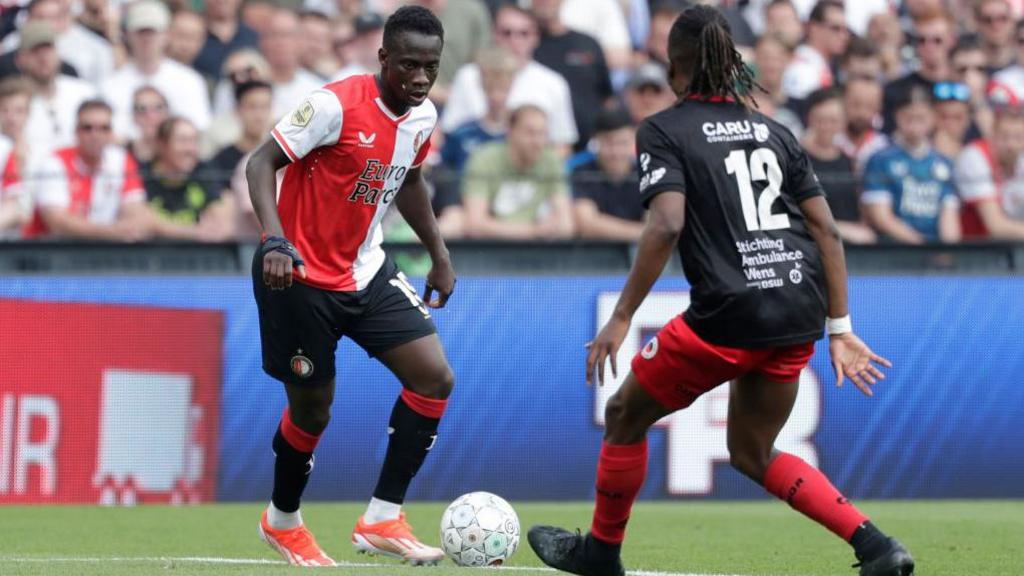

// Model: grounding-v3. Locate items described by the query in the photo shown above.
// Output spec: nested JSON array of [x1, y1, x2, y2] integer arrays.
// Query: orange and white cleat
[[259, 509, 337, 567], [351, 512, 445, 566]]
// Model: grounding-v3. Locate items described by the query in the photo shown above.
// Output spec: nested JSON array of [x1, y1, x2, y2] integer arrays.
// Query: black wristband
[[261, 235, 305, 267]]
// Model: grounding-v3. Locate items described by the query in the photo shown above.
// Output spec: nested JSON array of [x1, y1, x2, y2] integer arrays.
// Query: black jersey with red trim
[[637, 97, 827, 348]]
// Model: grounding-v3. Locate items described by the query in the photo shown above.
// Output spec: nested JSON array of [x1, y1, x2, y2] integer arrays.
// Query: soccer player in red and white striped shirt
[[246, 6, 454, 567]]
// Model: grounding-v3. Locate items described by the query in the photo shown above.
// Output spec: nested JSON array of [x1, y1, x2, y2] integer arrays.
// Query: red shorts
[[631, 315, 815, 411]]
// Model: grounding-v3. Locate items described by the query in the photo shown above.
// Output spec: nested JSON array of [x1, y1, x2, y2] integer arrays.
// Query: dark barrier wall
[[1, 275, 1022, 503]]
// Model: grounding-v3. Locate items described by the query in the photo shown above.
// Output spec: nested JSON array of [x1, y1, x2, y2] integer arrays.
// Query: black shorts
[[252, 253, 437, 386]]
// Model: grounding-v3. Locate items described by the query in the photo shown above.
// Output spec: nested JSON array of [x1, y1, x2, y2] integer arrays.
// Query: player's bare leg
[[351, 334, 451, 565], [728, 373, 913, 576], [259, 380, 336, 567], [529, 373, 670, 576]]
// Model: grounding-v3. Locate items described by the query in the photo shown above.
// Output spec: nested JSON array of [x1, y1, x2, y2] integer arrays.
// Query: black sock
[[372, 396, 441, 504], [586, 533, 622, 560], [271, 428, 314, 513], [850, 521, 890, 562]]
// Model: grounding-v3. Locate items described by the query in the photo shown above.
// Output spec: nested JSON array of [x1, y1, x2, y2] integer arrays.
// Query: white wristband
[[827, 315, 852, 335]]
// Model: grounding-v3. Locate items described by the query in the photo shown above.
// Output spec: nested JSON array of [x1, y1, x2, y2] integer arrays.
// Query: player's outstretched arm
[[246, 139, 306, 290], [587, 191, 684, 387], [396, 167, 455, 308], [800, 195, 891, 396]]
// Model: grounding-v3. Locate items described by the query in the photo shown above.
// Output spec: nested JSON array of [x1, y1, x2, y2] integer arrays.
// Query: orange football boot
[[259, 509, 336, 567], [351, 512, 445, 566]]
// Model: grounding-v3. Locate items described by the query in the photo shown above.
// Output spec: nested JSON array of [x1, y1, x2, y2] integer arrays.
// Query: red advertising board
[[0, 300, 222, 504]]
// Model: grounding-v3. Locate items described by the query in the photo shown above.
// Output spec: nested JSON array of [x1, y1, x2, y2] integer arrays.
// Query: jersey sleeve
[[271, 88, 343, 162], [955, 145, 997, 204], [784, 143, 826, 203], [636, 120, 685, 208], [860, 153, 893, 205]]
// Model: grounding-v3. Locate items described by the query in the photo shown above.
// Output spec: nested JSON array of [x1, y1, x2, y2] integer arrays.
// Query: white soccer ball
[[440, 491, 520, 566]]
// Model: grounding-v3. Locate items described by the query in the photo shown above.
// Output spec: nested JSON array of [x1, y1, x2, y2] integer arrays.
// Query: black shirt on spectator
[[535, 30, 613, 151], [193, 24, 261, 81], [571, 160, 644, 222], [142, 163, 222, 224], [209, 144, 246, 199], [808, 152, 861, 222]]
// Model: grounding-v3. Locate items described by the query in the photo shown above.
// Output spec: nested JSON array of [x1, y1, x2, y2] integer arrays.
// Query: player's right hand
[[261, 236, 307, 290], [586, 316, 630, 387], [829, 332, 892, 397]]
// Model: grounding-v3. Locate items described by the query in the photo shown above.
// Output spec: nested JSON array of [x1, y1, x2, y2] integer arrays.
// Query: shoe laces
[[552, 528, 585, 557]]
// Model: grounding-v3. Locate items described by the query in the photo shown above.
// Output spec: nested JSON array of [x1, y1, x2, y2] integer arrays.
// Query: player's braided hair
[[383, 5, 445, 51], [668, 5, 763, 108]]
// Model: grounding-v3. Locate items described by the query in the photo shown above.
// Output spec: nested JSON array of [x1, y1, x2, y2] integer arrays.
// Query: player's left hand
[[423, 256, 455, 309], [829, 332, 892, 397]]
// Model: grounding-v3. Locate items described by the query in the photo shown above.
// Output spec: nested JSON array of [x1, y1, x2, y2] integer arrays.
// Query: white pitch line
[[0, 556, 751, 576]]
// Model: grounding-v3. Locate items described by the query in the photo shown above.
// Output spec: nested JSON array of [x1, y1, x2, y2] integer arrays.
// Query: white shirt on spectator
[[838, 130, 890, 175], [955, 142, 1024, 220], [3, 23, 115, 85], [560, 0, 630, 54], [102, 59, 211, 139], [442, 61, 578, 146], [992, 66, 1024, 102], [26, 74, 96, 153], [271, 69, 323, 122], [332, 63, 371, 83], [782, 45, 833, 101]]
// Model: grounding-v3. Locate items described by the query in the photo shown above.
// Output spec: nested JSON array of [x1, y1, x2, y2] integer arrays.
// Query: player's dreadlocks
[[383, 5, 445, 52], [668, 5, 763, 107]]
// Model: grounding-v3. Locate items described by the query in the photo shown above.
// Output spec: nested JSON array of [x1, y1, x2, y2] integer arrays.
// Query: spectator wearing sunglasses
[[782, 0, 849, 101], [974, 0, 1017, 73], [24, 100, 153, 241], [192, 0, 260, 82], [951, 36, 994, 135], [932, 82, 975, 158], [127, 86, 169, 165], [882, 9, 954, 134], [955, 90, 1024, 240], [862, 87, 961, 244], [211, 49, 271, 117]]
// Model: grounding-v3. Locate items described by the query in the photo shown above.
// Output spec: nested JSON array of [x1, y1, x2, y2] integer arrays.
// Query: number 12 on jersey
[[724, 148, 791, 232]]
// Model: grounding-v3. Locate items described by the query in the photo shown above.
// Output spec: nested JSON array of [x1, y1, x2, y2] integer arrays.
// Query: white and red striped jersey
[[271, 74, 436, 292], [24, 145, 145, 237]]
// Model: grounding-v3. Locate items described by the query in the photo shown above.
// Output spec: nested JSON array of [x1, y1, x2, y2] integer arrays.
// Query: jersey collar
[[685, 94, 736, 103]]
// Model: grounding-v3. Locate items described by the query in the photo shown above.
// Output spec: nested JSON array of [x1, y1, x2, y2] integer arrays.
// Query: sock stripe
[[280, 409, 321, 453], [400, 389, 448, 419]]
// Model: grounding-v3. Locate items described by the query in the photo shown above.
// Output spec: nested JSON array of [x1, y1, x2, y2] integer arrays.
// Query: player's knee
[[290, 405, 331, 436], [412, 364, 454, 400]]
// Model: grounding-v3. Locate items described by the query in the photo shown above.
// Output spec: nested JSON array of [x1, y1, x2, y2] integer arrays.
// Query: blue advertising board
[[2, 274, 1022, 501]]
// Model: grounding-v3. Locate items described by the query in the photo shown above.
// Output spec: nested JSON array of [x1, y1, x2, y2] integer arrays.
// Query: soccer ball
[[440, 492, 520, 566]]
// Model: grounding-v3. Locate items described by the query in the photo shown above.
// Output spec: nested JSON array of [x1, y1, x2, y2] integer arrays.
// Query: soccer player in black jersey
[[528, 6, 914, 576]]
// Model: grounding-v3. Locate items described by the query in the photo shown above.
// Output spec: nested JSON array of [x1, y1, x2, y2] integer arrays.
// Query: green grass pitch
[[2, 501, 1022, 575]]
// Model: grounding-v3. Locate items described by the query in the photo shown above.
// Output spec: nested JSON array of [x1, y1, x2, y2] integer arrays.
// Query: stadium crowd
[[0, 0, 1023, 244]]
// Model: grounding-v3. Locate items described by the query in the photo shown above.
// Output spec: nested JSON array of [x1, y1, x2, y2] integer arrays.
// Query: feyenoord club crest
[[641, 337, 659, 359], [413, 129, 429, 153], [290, 352, 314, 378]]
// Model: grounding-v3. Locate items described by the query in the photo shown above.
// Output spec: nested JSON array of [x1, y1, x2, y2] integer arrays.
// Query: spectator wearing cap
[[167, 10, 207, 68], [0, 77, 31, 238], [974, 0, 1017, 73], [444, 5, 578, 153], [333, 11, 385, 81], [782, 0, 849, 101], [952, 37, 992, 128], [126, 86, 169, 165], [753, 34, 802, 137], [557, 0, 633, 72], [881, 9, 954, 134], [571, 107, 643, 241], [932, 82, 974, 158], [862, 87, 961, 244], [208, 81, 273, 197], [210, 49, 271, 118], [837, 78, 889, 174], [646, 0, 689, 68], [462, 104, 574, 240], [410, 0, 492, 105], [0, 0, 114, 85], [260, 8, 322, 120], [17, 21, 96, 153], [532, 0, 613, 152], [193, 0, 260, 82], [299, 11, 338, 80], [101, 1, 211, 140], [142, 117, 234, 241], [801, 87, 876, 244], [621, 62, 675, 126], [955, 99, 1024, 240], [25, 100, 154, 241]]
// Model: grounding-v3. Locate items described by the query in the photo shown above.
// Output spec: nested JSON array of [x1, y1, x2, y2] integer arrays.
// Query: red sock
[[591, 440, 648, 545], [763, 452, 868, 541]]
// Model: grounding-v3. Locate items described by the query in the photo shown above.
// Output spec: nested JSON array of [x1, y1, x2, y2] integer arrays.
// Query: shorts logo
[[290, 353, 314, 378], [641, 336, 659, 360], [291, 100, 314, 127]]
